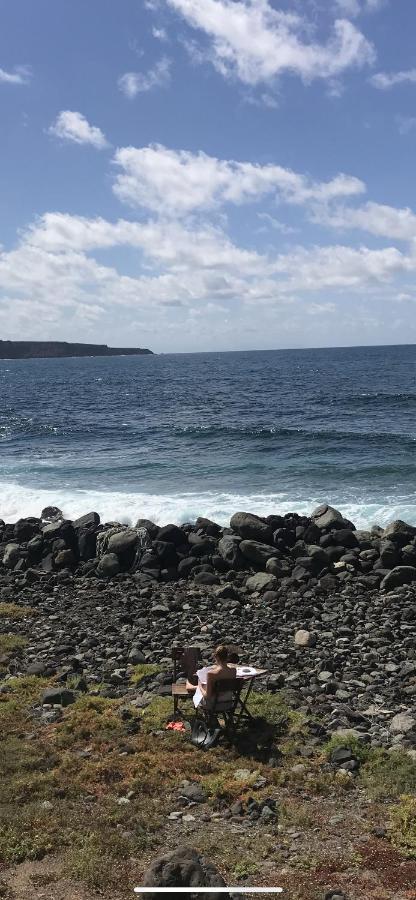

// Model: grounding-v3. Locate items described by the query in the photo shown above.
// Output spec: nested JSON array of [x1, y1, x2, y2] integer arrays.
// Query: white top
[[192, 664, 257, 708]]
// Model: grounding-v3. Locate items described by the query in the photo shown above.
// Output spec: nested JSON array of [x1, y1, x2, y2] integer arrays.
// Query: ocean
[[1, 344, 416, 528]]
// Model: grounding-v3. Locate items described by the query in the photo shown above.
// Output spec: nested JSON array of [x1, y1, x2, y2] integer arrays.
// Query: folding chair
[[171, 645, 200, 717], [196, 677, 243, 745]]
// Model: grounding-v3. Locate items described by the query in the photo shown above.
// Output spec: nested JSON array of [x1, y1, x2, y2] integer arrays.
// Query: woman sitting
[[191, 644, 236, 709]]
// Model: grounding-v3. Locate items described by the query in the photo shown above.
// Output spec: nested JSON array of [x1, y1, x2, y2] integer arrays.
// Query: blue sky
[[2, 0, 416, 352]]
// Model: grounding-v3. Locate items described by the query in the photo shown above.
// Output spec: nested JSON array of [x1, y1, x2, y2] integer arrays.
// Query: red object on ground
[[165, 721, 186, 732]]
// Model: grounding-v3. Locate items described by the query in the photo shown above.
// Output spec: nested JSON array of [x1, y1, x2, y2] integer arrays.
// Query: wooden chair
[[171, 645, 200, 716], [198, 677, 244, 743]]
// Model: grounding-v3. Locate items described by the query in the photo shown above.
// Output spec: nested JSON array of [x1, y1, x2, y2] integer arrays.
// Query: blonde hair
[[214, 644, 229, 663]]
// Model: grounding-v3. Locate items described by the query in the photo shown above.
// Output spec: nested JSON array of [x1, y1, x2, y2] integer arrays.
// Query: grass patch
[[0, 603, 35, 620], [360, 749, 416, 801], [130, 663, 162, 684], [323, 732, 370, 763], [140, 696, 173, 731], [54, 695, 126, 749], [233, 860, 259, 880], [0, 633, 27, 655], [390, 795, 416, 857]]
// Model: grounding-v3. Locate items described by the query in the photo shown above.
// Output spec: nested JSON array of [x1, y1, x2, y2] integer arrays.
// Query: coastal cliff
[[0, 340, 153, 359]]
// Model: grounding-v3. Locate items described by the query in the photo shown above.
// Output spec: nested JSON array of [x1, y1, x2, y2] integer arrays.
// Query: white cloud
[[397, 115, 416, 136], [165, 0, 375, 86], [153, 26, 168, 41], [257, 212, 297, 235], [0, 65, 31, 85], [48, 111, 108, 149], [371, 68, 416, 89], [312, 201, 416, 241], [112, 143, 365, 215], [118, 57, 171, 97]]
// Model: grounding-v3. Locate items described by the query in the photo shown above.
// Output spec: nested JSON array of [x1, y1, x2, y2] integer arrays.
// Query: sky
[[2, 0, 416, 353]]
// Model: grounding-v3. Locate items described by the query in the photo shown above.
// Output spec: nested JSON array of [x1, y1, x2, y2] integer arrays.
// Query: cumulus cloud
[[0, 65, 31, 85], [48, 111, 108, 149], [118, 57, 171, 97], [312, 201, 416, 241], [164, 0, 375, 86], [112, 143, 365, 215], [371, 68, 416, 89]]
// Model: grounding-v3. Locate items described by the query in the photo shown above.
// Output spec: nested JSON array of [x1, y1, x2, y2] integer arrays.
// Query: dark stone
[[330, 747, 353, 766], [179, 782, 205, 803], [73, 511, 100, 530], [142, 847, 228, 898], [14, 518, 40, 542], [239, 539, 279, 566], [218, 535, 243, 568], [381, 566, 416, 591], [178, 557, 198, 577], [157, 524, 185, 547], [42, 688, 75, 707], [194, 572, 220, 586], [153, 541, 178, 566], [108, 530, 138, 556], [54, 549, 76, 569], [96, 553, 120, 578], [136, 518, 159, 538], [230, 511, 272, 543], [41, 506, 63, 522]]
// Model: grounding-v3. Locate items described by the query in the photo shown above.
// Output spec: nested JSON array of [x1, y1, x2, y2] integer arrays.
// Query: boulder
[[142, 847, 228, 898], [2, 543, 21, 569], [108, 529, 138, 555], [153, 541, 178, 566], [193, 572, 220, 586], [73, 511, 100, 530], [312, 504, 354, 531], [54, 549, 75, 569], [96, 553, 120, 578], [381, 566, 416, 591], [41, 506, 63, 521], [382, 520, 416, 546], [128, 646, 146, 665], [218, 534, 243, 568], [239, 539, 279, 566], [294, 629, 317, 648], [379, 540, 400, 569], [246, 572, 278, 593], [14, 518, 40, 542], [136, 518, 159, 538], [390, 712, 416, 734], [42, 687, 75, 707], [157, 524, 185, 547], [230, 512, 272, 543]]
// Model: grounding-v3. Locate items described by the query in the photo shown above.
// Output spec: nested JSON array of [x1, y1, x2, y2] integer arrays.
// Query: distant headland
[[0, 341, 153, 360]]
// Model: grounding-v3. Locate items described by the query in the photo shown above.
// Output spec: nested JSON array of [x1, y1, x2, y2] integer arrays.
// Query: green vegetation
[[129, 663, 162, 684], [360, 749, 416, 800], [0, 602, 35, 619], [389, 795, 416, 857], [0, 633, 27, 656]]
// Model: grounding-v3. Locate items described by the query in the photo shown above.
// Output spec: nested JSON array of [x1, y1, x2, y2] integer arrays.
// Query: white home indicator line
[[134, 889, 283, 894]]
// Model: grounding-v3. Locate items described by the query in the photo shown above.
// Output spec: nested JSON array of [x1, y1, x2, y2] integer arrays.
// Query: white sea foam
[[1, 480, 416, 528]]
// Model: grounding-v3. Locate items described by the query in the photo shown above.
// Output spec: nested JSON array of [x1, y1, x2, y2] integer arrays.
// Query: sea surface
[[1, 345, 416, 528]]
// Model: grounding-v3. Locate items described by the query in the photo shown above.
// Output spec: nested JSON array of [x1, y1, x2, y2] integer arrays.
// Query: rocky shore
[[1, 504, 415, 751]]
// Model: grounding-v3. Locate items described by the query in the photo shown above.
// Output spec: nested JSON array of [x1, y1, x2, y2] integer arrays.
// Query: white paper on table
[[193, 666, 212, 707], [236, 665, 257, 677]]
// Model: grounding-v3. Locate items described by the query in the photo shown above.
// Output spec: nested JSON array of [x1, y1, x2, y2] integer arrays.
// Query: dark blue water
[[1, 345, 416, 526]]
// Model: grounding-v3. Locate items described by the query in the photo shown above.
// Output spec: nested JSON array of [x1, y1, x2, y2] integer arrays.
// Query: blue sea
[[1, 345, 416, 528]]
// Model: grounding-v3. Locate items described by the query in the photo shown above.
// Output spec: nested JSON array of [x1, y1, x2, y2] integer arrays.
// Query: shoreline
[[1, 502, 416, 749], [2, 483, 416, 529]]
